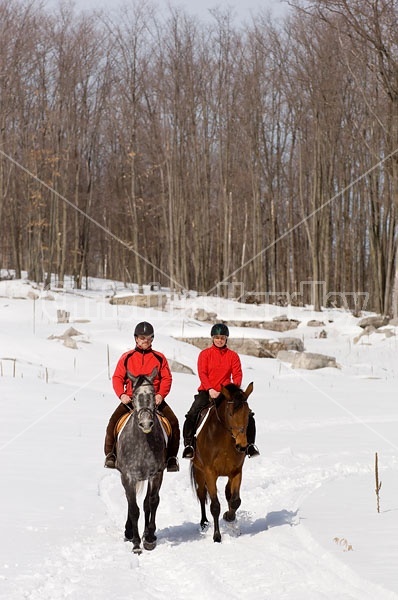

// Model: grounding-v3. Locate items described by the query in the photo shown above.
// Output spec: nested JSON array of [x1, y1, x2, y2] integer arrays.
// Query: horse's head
[[220, 382, 253, 453], [127, 367, 158, 434]]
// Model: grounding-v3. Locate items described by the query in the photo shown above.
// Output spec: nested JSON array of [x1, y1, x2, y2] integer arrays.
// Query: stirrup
[[246, 444, 260, 458], [182, 445, 194, 459], [166, 456, 180, 472], [104, 453, 116, 468]]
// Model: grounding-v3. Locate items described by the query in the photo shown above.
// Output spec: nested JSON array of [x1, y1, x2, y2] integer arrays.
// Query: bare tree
[[290, 0, 398, 314], [1, 0, 397, 317]]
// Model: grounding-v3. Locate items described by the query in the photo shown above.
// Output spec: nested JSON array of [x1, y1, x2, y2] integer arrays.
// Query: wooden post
[[57, 309, 70, 323], [375, 452, 382, 513]]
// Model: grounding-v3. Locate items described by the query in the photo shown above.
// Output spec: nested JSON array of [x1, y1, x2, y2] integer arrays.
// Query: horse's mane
[[223, 383, 241, 393], [134, 374, 154, 389], [220, 383, 247, 412]]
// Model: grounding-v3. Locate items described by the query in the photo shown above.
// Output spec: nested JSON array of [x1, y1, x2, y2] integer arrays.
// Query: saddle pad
[[115, 412, 132, 436], [158, 414, 172, 439], [115, 412, 172, 439]]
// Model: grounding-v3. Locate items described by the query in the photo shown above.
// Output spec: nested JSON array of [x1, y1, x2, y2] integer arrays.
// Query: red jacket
[[197, 344, 242, 392], [112, 347, 172, 400]]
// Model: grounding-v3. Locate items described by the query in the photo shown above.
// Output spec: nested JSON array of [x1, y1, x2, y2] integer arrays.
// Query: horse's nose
[[139, 419, 154, 433]]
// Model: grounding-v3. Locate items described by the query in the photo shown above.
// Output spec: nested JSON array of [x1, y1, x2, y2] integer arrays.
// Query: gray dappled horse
[[116, 368, 166, 554]]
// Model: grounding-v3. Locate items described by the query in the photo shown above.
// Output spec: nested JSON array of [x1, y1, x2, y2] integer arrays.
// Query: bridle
[[125, 368, 160, 431], [131, 379, 156, 423], [214, 397, 248, 442]]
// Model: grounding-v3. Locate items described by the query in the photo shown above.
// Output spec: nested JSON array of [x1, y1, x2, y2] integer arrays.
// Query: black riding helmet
[[211, 323, 229, 337], [134, 321, 154, 337]]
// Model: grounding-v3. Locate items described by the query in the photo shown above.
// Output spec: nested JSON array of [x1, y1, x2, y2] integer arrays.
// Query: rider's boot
[[182, 443, 194, 459], [182, 418, 195, 459], [246, 444, 260, 458], [166, 456, 180, 472], [104, 452, 116, 468]]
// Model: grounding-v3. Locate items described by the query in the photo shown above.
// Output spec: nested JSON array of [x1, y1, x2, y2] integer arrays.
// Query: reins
[[213, 397, 247, 440]]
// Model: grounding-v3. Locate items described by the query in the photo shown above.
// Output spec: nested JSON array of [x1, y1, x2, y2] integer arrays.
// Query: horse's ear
[[244, 382, 254, 399], [126, 370, 137, 384], [221, 386, 231, 401], [149, 367, 158, 382]]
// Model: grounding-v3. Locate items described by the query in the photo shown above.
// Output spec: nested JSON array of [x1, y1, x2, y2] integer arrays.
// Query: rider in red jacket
[[112, 346, 172, 399], [104, 321, 180, 472], [197, 342, 242, 392], [182, 323, 259, 459]]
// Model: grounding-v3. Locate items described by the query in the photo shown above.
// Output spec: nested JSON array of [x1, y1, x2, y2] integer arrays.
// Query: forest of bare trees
[[0, 0, 397, 315]]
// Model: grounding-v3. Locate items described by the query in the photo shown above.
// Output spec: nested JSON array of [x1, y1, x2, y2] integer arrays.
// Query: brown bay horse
[[190, 382, 254, 542]]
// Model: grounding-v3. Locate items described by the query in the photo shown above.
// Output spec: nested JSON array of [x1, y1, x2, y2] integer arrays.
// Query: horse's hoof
[[223, 511, 236, 522], [143, 537, 157, 551], [213, 533, 221, 543], [200, 520, 210, 533], [132, 545, 142, 555]]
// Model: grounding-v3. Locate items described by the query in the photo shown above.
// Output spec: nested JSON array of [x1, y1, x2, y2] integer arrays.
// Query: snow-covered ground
[[1, 277, 397, 599]]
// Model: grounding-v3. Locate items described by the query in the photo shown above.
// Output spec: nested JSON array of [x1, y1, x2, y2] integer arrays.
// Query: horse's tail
[[190, 462, 208, 504], [136, 480, 145, 496], [120, 474, 145, 497], [189, 461, 196, 495]]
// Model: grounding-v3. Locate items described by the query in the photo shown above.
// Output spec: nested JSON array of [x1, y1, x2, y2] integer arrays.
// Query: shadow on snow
[[154, 508, 298, 546]]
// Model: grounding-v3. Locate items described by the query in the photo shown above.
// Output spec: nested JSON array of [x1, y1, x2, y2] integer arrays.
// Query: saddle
[[115, 411, 172, 440]]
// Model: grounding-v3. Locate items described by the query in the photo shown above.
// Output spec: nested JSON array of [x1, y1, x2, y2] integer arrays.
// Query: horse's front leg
[[206, 474, 221, 542], [143, 471, 163, 551], [223, 472, 242, 522], [122, 477, 141, 553]]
